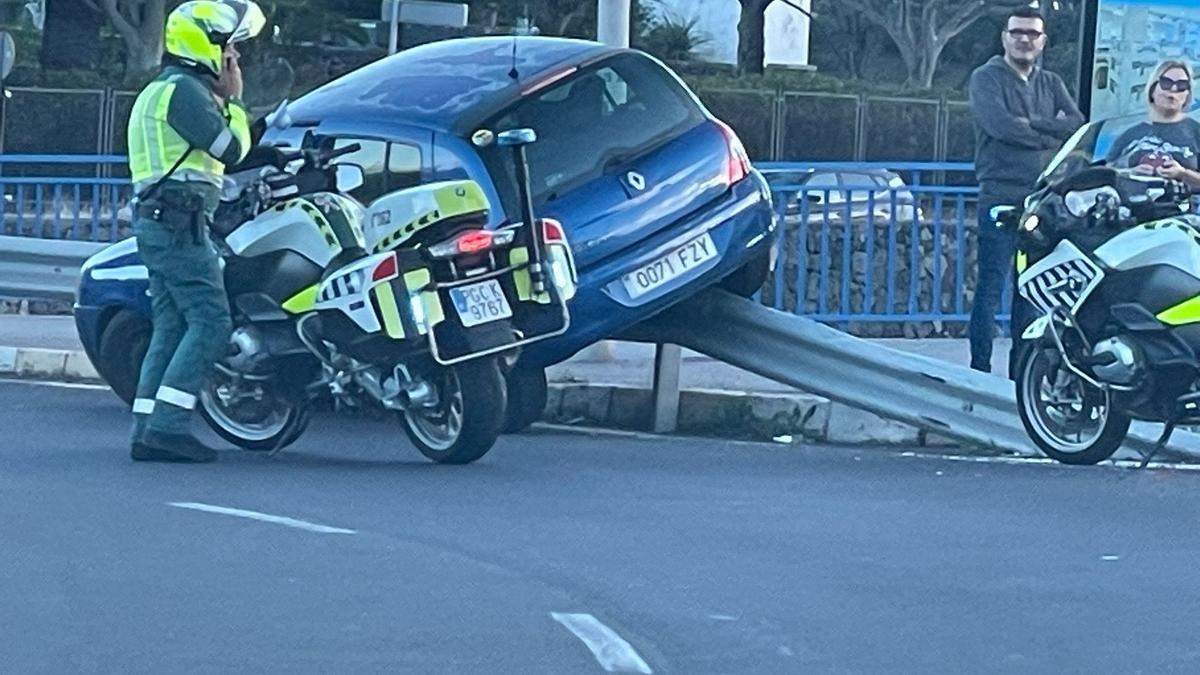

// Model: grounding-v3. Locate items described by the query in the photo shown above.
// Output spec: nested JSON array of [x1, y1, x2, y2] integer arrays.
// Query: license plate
[[622, 232, 718, 299], [450, 279, 513, 327]]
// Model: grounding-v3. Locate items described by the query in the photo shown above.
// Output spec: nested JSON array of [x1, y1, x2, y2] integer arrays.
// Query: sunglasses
[[1158, 75, 1192, 93], [1005, 28, 1044, 41]]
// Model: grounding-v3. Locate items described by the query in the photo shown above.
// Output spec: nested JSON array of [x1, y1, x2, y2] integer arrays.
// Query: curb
[[0, 344, 976, 449], [542, 382, 986, 449], [0, 346, 102, 382]]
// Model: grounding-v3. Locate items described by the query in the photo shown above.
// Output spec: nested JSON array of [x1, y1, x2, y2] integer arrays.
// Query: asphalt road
[[4, 379, 1200, 674]]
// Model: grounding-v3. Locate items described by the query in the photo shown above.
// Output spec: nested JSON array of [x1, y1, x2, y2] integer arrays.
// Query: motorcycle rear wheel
[[199, 370, 309, 451], [403, 358, 506, 464]]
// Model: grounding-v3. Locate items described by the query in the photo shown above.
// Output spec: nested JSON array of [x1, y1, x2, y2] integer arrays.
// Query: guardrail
[[631, 288, 1200, 461], [0, 234, 106, 300]]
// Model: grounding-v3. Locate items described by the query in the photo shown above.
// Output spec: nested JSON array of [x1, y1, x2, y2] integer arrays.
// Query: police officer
[[127, 0, 265, 462]]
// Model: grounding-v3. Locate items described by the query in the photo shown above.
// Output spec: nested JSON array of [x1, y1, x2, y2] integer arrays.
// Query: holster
[[138, 190, 209, 244]]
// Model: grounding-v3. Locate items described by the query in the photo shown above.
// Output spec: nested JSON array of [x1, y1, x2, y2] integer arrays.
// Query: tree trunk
[[737, 0, 770, 75], [905, 41, 945, 89], [41, 0, 104, 70]]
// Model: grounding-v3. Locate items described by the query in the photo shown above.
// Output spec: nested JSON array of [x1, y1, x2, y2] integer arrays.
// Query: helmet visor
[[226, 0, 266, 43]]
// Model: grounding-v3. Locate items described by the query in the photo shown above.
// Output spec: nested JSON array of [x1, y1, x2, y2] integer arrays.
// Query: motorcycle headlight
[[1020, 214, 1041, 232]]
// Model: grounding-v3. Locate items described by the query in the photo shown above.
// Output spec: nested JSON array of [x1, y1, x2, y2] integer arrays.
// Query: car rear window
[[478, 52, 706, 219]]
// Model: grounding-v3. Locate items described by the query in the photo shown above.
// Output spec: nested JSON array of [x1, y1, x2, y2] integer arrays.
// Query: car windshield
[[477, 52, 706, 219]]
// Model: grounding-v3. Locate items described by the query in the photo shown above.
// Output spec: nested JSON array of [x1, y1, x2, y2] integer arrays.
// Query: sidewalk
[[0, 314, 1014, 446]]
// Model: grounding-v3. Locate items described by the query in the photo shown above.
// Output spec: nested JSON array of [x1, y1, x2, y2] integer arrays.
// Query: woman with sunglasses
[[1105, 60, 1200, 187]]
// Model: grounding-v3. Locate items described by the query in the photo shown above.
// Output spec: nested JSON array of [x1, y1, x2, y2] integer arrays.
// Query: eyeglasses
[[1158, 75, 1192, 93], [1005, 29, 1045, 41]]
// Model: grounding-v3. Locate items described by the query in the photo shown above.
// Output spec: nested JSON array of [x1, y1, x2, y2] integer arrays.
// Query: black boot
[[132, 429, 219, 463]]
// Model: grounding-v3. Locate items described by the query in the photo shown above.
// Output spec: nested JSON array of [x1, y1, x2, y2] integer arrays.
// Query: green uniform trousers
[[130, 214, 232, 439]]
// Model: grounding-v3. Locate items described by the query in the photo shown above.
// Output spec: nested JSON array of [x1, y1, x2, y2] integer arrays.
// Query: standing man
[[968, 6, 1084, 374], [127, 0, 265, 462]]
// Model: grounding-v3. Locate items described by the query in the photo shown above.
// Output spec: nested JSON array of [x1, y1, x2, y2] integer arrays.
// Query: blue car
[[76, 36, 777, 429]]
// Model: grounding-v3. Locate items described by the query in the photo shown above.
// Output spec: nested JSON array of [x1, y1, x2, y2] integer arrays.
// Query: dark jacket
[[969, 56, 1085, 202]]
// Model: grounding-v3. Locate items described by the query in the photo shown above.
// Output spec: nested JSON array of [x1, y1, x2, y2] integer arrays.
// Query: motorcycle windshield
[[1037, 112, 1200, 190]]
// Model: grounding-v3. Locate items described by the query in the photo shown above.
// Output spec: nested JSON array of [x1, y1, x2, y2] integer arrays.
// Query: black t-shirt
[[1105, 118, 1200, 170]]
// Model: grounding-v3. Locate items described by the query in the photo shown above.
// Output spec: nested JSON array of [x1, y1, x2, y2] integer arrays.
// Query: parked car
[[760, 167, 923, 225], [75, 36, 777, 431]]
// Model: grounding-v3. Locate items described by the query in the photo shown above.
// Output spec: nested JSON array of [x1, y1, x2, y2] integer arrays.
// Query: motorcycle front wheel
[[1015, 344, 1129, 465], [402, 358, 506, 464]]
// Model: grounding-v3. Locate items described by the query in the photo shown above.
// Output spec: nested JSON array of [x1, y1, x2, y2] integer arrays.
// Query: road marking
[[550, 612, 652, 674], [0, 378, 108, 391], [168, 502, 356, 535], [1101, 555, 1120, 561]]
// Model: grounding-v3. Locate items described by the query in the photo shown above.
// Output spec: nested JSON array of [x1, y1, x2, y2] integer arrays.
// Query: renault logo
[[626, 171, 646, 192]]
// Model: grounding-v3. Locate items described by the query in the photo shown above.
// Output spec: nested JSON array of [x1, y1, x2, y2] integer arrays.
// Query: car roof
[[288, 36, 618, 136]]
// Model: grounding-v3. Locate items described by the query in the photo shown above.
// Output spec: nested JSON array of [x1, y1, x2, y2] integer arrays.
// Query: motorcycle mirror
[[265, 99, 292, 130], [335, 164, 364, 193], [989, 205, 1018, 224], [497, 128, 537, 147]]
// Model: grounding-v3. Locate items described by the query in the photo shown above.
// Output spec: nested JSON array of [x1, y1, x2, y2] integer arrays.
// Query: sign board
[[381, 0, 468, 28], [1081, 0, 1200, 120], [0, 32, 14, 81]]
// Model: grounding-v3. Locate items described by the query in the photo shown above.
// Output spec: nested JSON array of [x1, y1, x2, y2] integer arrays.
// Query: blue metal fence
[[0, 155, 1011, 327], [0, 155, 133, 242], [756, 161, 1011, 329]]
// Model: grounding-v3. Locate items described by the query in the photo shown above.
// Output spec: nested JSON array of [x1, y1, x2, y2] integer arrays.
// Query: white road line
[[550, 612, 652, 674], [168, 502, 356, 535], [0, 378, 109, 391]]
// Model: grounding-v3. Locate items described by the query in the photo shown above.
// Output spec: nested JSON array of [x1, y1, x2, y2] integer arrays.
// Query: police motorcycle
[[84, 103, 578, 464], [1001, 116, 1200, 466]]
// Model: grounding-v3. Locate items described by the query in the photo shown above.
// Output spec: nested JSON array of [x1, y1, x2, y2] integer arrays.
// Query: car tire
[[98, 310, 151, 406], [502, 367, 548, 433], [721, 250, 771, 298]]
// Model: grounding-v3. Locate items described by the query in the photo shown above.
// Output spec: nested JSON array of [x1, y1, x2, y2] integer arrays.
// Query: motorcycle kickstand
[[1138, 421, 1176, 470]]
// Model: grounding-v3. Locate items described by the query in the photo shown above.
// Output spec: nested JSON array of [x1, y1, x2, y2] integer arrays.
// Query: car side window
[[388, 143, 422, 191], [331, 138, 423, 203]]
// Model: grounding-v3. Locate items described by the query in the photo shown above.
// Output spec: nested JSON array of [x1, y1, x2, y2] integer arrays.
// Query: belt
[[136, 203, 208, 244]]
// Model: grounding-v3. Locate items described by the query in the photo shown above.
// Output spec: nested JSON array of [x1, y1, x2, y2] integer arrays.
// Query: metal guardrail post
[[651, 342, 681, 433]]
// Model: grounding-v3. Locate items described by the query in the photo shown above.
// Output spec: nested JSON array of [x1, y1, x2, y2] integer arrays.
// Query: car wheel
[[502, 367, 548, 433], [98, 310, 150, 406]]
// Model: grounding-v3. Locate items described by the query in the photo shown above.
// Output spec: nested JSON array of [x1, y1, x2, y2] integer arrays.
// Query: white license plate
[[622, 232, 718, 299], [450, 279, 513, 327]]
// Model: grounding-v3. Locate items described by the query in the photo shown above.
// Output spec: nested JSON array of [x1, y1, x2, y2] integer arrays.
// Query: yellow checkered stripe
[[509, 244, 577, 304]]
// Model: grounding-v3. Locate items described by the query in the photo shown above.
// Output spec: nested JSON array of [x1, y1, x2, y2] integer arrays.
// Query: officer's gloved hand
[[232, 145, 289, 173]]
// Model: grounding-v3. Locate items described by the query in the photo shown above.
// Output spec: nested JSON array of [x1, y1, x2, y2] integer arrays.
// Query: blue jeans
[[969, 197, 1018, 373]]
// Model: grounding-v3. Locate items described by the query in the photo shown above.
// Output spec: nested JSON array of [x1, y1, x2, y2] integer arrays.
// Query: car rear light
[[372, 254, 398, 282], [715, 119, 751, 186], [542, 218, 565, 243], [427, 229, 517, 259]]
